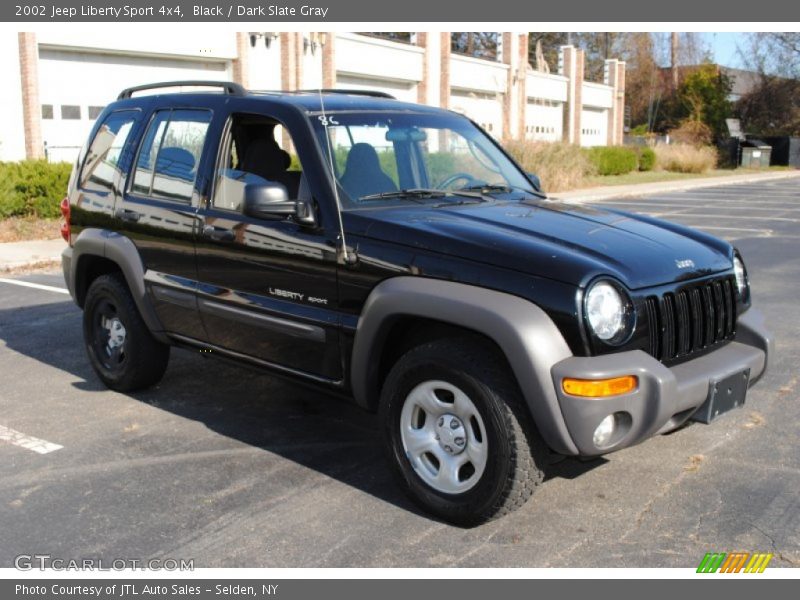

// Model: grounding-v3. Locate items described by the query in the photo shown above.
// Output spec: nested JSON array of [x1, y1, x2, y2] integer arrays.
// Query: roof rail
[[300, 88, 396, 100], [118, 80, 247, 100]]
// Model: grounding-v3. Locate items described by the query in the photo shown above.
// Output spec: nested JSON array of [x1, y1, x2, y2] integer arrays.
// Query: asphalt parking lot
[[1, 176, 799, 568]]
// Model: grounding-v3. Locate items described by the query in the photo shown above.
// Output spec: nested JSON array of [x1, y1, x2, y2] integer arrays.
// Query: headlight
[[584, 280, 633, 344], [733, 255, 748, 298]]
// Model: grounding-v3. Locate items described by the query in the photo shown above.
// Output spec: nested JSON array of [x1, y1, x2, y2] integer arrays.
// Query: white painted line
[[0, 425, 63, 454], [680, 226, 774, 236], [0, 278, 69, 295]]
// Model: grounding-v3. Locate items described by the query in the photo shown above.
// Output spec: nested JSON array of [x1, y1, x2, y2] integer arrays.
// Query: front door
[[194, 112, 342, 381]]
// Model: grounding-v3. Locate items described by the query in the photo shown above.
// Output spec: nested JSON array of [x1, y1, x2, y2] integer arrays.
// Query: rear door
[[117, 106, 215, 340]]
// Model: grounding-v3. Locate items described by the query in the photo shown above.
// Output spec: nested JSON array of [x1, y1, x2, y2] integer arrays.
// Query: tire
[[82, 273, 170, 392], [379, 337, 545, 526]]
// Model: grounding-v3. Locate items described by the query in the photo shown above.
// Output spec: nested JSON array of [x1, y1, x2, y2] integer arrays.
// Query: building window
[[88, 106, 105, 120], [41, 104, 53, 120], [61, 105, 81, 120]]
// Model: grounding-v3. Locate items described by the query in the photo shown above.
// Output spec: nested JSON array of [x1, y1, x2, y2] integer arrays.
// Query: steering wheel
[[436, 172, 478, 190]]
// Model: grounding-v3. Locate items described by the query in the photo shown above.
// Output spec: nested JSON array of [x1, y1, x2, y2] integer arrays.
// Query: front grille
[[644, 276, 737, 362]]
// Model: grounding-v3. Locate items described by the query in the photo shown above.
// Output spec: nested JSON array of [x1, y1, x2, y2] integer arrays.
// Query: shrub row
[[653, 144, 718, 174], [0, 160, 72, 219], [503, 140, 595, 193]]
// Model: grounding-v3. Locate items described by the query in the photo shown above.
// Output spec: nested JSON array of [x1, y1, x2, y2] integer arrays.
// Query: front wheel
[[83, 273, 170, 392], [380, 338, 545, 525]]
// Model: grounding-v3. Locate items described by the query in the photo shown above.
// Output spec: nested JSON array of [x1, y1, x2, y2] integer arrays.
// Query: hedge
[[0, 160, 72, 219], [585, 146, 639, 176], [637, 147, 656, 172]]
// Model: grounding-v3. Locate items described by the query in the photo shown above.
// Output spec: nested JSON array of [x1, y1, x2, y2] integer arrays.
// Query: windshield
[[310, 111, 535, 208]]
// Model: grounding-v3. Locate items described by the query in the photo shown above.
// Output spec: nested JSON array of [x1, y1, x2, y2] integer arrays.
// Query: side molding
[[69, 229, 169, 343], [351, 277, 579, 455]]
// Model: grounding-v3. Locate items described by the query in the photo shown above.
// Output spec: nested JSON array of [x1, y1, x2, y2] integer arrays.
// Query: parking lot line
[[0, 278, 69, 294], [0, 424, 63, 454]]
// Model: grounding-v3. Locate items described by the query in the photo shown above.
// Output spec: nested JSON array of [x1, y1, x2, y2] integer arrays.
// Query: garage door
[[450, 91, 502, 139], [336, 75, 417, 103], [580, 107, 609, 147], [38, 49, 229, 162]]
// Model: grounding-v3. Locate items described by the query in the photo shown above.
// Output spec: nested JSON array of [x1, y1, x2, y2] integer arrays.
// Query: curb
[[552, 170, 800, 203]]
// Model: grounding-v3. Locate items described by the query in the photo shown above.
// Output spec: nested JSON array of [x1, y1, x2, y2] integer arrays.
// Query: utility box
[[740, 139, 772, 168]]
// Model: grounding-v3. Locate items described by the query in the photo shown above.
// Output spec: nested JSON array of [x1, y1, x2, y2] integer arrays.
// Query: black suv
[[61, 81, 772, 525]]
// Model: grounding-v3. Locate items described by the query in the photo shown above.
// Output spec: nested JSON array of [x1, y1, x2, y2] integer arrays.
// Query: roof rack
[[118, 80, 247, 100], [299, 89, 397, 99]]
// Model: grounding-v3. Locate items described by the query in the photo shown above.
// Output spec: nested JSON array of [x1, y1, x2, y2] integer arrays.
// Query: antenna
[[318, 90, 356, 265]]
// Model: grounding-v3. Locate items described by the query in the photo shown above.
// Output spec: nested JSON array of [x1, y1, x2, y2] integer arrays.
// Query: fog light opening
[[593, 415, 616, 448], [592, 411, 632, 449]]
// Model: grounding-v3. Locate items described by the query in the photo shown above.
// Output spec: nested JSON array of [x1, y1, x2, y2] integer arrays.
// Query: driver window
[[420, 129, 503, 189], [212, 116, 302, 212]]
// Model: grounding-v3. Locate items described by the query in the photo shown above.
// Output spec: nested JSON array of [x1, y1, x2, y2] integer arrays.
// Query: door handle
[[202, 225, 235, 242], [115, 208, 141, 223]]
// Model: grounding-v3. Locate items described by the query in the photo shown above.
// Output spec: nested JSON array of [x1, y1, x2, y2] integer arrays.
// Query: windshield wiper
[[457, 183, 546, 199], [359, 188, 447, 202]]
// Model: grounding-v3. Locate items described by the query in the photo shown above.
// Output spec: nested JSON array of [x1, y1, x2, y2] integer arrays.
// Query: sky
[[704, 32, 747, 68]]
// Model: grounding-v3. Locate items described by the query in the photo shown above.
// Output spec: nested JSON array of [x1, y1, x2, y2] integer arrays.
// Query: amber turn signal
[[562, 375, 638, 398]]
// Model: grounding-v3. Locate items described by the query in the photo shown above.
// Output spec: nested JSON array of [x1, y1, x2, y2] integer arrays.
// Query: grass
[[586, 166, 794, 188], [0, 217, 60, 243]]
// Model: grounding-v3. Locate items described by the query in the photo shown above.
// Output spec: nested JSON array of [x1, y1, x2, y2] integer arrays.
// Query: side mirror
[[243, 183, 298, 220], [527, 173, 543, 193]]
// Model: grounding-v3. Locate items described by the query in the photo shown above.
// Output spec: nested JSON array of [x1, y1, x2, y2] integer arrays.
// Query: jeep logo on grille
[[676, 259, 696, 269]]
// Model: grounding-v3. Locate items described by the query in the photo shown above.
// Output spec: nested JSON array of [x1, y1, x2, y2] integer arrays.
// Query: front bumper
[[550, 309, 773, 456]]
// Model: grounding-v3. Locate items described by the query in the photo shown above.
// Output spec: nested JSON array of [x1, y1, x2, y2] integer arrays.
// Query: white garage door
[[38, 49, 230, 163], [336, 75, 417, 104], [450, 90, 502, 139], [580, 107, 609, 147]]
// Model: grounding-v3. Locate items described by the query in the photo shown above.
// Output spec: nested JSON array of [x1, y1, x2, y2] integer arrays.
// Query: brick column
[[517, 33, 529, 141], [294, 33, 304, 89], [232, 32, 250, 89], [322, 33, 336, 88], [604, 59, 626, 146], [18, 32, 43, 160], [502, 32, 513, 140], [439, 32, 451, 110], [280, 32, 297, 91], [559, 45, 584, 146]]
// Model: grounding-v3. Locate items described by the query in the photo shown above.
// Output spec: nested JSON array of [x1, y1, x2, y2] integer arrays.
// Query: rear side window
[[79, 110, 139, 193], [131, 109, 212, 203]]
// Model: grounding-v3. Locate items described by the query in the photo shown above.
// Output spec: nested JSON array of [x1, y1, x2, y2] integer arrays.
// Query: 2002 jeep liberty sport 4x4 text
[[61, 81, 773, 525]]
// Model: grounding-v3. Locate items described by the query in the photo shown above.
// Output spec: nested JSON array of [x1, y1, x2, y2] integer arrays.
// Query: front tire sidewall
[[382, 359, 514, 524]]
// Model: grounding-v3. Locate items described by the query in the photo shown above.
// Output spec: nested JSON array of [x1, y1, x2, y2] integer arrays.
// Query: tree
[[451, 33, 499, 60], [736, 77, 800, 135], [741, 33, 800, 78], [664, 65, 732, 141]]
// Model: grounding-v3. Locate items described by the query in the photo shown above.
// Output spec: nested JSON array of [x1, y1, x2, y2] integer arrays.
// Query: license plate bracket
[[691, 369, 750, 424]]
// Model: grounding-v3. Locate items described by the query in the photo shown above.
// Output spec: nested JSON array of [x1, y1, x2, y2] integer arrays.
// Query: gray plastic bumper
[[550, 309, 772, 456]]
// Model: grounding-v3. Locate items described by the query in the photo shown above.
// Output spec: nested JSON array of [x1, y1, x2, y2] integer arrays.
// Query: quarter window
[[131, 109, 212, 202], [79, 110, 139, 193]]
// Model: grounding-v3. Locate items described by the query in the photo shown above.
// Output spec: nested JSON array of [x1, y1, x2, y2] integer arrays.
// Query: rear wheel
[[380, 338, 545, 525], [83, 273, 169, 392]]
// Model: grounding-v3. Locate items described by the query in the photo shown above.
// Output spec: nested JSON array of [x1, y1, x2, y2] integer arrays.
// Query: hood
[[344, 199, 734, 290]]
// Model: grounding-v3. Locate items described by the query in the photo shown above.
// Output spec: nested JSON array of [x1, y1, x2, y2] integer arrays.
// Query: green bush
[[585, 146, 639, 176], [637, 147, 656, 172], [0, 160, 72, 219]]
